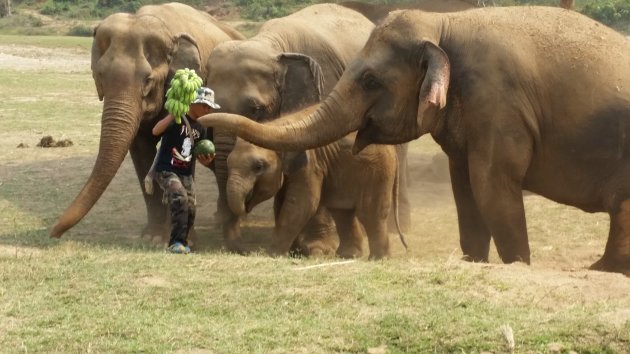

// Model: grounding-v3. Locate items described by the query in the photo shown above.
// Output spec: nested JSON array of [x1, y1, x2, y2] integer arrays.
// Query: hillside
[[1, 0, 630, 36]]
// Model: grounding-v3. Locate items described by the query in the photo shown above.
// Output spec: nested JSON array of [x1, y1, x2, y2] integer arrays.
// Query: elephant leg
[[274, 185, 324, 257], [330, 209, 364, 258], [270, 184, 320, 257], [299, 207, 339, 257], [274, 181, 337, 257], [359, 213, 390, 260], [449, 157, 492, 262], [213, 128, 245, 254], [467, 136, 532, 264], [129, 132, 168, 242], [591, 200, 630, 274]]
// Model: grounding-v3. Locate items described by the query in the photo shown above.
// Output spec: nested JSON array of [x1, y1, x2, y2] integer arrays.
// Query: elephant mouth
[[353, 117, 375, 155], [245, 190, 255, 213]]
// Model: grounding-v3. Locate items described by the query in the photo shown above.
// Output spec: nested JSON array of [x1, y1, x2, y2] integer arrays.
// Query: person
[[152, 87, 220, 254]]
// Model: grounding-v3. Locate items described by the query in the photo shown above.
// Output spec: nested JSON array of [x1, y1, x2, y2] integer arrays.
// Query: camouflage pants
[[156, 171, 196, 246]]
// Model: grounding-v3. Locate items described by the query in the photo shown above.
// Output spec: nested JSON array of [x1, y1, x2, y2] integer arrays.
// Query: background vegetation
[[1, 0, 630, 34]]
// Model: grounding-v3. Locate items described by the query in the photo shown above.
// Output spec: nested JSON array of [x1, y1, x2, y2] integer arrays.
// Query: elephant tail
[[393, 154, 409, 251]]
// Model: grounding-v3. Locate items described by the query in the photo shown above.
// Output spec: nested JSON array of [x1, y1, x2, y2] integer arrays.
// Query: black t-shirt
[[155, 116, 208, 176]]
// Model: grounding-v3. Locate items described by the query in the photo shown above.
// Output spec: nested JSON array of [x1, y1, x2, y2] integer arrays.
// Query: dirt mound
[[37, 136, 73, 148]]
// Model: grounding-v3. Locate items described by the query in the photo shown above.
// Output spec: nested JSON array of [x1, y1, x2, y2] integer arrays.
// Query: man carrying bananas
[[152, 87, 220, 254]]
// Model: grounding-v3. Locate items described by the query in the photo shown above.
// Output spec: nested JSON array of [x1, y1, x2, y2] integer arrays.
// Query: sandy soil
[[0, 43, 90, 72]]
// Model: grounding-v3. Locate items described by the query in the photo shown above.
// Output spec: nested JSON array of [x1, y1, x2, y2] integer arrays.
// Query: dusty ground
[[0, 43, 90, 72], [3, 39, 630, 315]]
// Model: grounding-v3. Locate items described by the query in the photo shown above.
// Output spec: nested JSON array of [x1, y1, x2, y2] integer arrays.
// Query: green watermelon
[[193, 139, 215, 156]]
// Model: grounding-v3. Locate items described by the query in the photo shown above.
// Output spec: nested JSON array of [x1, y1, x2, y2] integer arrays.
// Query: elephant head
[[206, 40, 324, 120], [196, 11, 449, 154], [226, 138, 285, 216], [50, 12, 207, 237], [202, 39, 326, 250]]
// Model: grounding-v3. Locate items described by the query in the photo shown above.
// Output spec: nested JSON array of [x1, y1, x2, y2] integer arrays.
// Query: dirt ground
[[0, 43, 90, 72], [4, 41, 630, 316]]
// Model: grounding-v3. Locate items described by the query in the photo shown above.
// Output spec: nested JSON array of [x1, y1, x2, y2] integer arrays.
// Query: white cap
[[193, 87, 221, 109]]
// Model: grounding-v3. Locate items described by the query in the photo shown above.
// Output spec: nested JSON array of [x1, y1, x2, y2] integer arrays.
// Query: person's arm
[[152, 114, 176, 136]]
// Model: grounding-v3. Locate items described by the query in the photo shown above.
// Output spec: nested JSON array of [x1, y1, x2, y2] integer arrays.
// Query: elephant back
[[136, 3, 244, 69], [255, 3, 374, 94]]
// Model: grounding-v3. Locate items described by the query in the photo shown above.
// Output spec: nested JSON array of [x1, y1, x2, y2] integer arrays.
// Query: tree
[[0, 0, 11, 17]]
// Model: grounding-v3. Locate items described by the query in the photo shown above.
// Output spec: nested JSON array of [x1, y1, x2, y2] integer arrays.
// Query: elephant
[[197, 7, 630, 275], [49, 3, 244, 240], [202, 3, 407, 254], [225, 110, 407, 259]]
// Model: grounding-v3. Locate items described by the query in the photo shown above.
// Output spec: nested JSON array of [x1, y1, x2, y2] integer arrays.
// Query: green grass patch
[[0, 34, 93, 49]]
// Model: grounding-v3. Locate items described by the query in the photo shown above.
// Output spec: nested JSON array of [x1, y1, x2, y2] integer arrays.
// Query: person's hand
[[197, 153, 215, 167]]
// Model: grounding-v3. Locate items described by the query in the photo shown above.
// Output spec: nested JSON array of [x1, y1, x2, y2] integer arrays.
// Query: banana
[[164, 68, 205, 124], [165, 98, 173, 112]]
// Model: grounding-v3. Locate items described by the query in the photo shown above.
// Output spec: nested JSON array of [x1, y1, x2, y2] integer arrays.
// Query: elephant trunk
[[50, 95, 141, 237], [226, 175, 248, 216], [212, 128, 236, 220], [198, 91, 360, 151]]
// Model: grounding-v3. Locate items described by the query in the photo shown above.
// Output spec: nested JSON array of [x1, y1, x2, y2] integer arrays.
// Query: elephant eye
[[361, 72, 381, 91], [251, 104, 267, 121], [252, 159, 266, 175], [142, 75, 154, 97]]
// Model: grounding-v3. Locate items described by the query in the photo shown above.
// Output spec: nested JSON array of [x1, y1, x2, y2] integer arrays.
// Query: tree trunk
[[0, 0, 11, 17], [559, 0, 574, 9]]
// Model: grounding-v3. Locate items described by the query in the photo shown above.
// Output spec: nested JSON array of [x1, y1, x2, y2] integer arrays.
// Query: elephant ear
[[417, 41, 450, 135], [91, 23, 104, 101], [168, 33, 203, 78], [281, 150, 309, 176], [278, 53, 325, 115]]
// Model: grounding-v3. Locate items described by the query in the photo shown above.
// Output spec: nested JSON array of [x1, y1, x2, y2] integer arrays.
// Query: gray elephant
[[198, 7, 630, 275], [226, 109, 406, 259], [49, 3, 244, 240], [203, 4, 408, 254]]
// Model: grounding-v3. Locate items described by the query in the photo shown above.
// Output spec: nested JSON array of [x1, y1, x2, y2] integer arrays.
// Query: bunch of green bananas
[[164, 68, 203, 124]]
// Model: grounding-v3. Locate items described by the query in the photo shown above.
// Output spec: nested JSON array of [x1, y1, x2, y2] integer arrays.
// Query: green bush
[[0, 12, 43, 34], [37, 0, 204, 20], [237, 0, 314, 20], [40, 0, 71, 16], [581, 0, 630, 28]]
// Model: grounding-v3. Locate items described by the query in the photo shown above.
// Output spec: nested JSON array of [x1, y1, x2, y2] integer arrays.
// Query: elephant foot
[[461, 254, 489, 263], [590, 256, 630, 276], [268, 247, 289, 258], [225, 239, 249, 256], [368, 251, 390, 261], [337, 245, 363, 259], [141, 222, 169, 245], [304, 240, 337, 257]]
